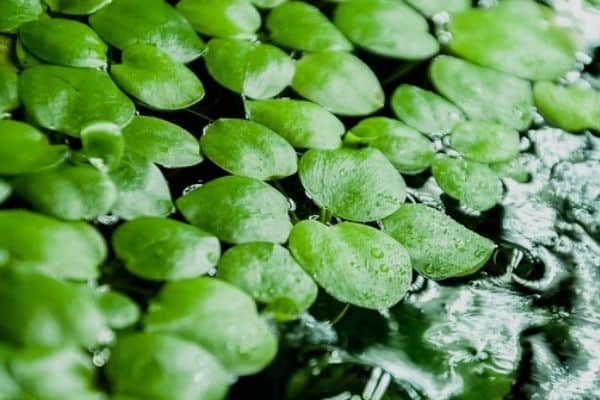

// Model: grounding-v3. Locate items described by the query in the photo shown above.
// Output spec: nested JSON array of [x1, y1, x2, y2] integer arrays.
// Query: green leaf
[[245, 98, 344, 149], [266, 1, 352, 52], [533, 81, 600, 132], [489, 157, 530, 183], [201, 118, 297, 180], [89, 0, 204, 63], [0, 64, 18, 115], [0, 0, 43, 33], [448, 1, 578, 80], [177, 175, 292, 244], [333, 0, 438, 60], [144, 277, 278, 376], [106, 333, 232, 400], [95, 289, 140, 329], [19, 18, 108, 68], [0, 209, 106, 279], [292, 51, 384, 116], [430, 55, 533, 131], [109, 153, 174, 220], [0, 120, 68, 175], [176, 0, 261, 39], [451, 121, 520, 164], [251, 0, 286, 8], [19, 65, 135, 136], [345, 117, 434, 174], [390, 84, 465, 136], [111, 44, 205, 111], [15, 37, 43, 68], [382, 203, 495, 279], [406, 0, 470, 17], [205, 38, 294, 99], [432, 155, 503, 212], [80, 121, 125, 172], [298, 148, 406, 222], [113, 217, 220, 281], [217, 242, 317, 320], [44, 0, 111, 14], [0, 178, 11, 204], [12, 164, 118, 220], [288, 220, 412, 310]]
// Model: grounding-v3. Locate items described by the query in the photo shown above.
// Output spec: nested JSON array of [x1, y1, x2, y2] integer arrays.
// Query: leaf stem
[[319, 208, 332, 224], [330, 303, 350, 326]]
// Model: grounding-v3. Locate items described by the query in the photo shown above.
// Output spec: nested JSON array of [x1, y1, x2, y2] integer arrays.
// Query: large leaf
[[44, 0, 112, 14], [298, 148, 406, 222], [450, 121, 520, 164], [0, 0, 43, 33], [176, 0, 261, 39], [201, 118, 297, 180], [382, 203, 496, 279], [288, 220, 412, 310], [0, 64, 18, 115]]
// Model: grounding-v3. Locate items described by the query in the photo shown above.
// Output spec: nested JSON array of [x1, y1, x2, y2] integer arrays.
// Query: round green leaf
[[0, 0, 43, 33], [345, 117, 434, 174], [292, 51, 384, 116], [19, 65, 135, 136], [177, 176, 292, 244], [44, 0, 111, 14], [95, 289, 140, 329], [80, 121, 125, 172], [0, 209, 106, 279], [0, 120, 68, 175], [266, 1, 352, 52], [0, 64, 18, 115], [12, 164, 118, 220], [144, 277, 278, 376], [19, 18, 108, 68], [451, 121, 520, 164], [390, 84, 465, 136], [113, 217, 220, 281], [111, 44, 205, 111], [201, 119, 297, 180], [288, 220, 412, 310], [406, 0, 470, 17], [106, 333, 232, 400], [432, 155, 503, 212], [333, 0, 438, 60], [298, 148, 406, 222], [176, 0, 261, 39], [429, 55, 533, 131], [205, 38, 294, 99], [382, 203, 496, 279], [217, 242, 317, 320], [122, 116, 202, 168], [245, 98, 344, 149], [89, 0, 204, 63]]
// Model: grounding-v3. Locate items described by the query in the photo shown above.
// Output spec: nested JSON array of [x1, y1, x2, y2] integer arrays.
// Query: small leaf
[[113, 217, 221, 281], [432, 155, 503, 211], [0, 64, 18, 114], [80, 121, 125, 171], [176, 175, 292, 244], [217, 242, 317, 320], [95, 289, 140, 329], [334, 0, 438, 60], [266, 1, 352, 52], [111, 44, 205, 111], [201, 118, 297, 180], [288, 220, 412, 310], [205, 38, 294, 99], [345, 117, 434, 174], [450, 121, 520, 163], [0, 0, 43, 33], [299, 148, 406, 222], [176, 0, 261, 39], [89, 0, 204, 63], [19, 18, 108, 68], [292, 51, 384, 116], [382, 203, 496, 279], [245, 98, 344, 149], [430, 55, 533, 131], [44, 0, 112, 14]]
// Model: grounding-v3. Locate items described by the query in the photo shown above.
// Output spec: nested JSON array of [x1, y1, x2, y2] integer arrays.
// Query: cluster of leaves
[[0, 0, 589, 398]]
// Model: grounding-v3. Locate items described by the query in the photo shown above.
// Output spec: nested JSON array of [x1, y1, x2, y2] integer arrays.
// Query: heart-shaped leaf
[[288, 220, 412, 310], [44, 0, 112, 14], [406, 0, 470, 17], [94, 289, 140, 329], [0, 0, 43, 33], [382, 204, 496, 279], [80, 121, 125, 172], [176, 0, 261, 39], [0, 64, 18, 115], [451, 121, 520, 163]]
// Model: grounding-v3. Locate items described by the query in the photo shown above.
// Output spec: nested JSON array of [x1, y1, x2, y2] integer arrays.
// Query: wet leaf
[[19, 65, 135, 136], [430, 55, 533, 131], [288, 220, 412, 309], [333, 0, 439, 60], [144, 277, 278, 376], [406, 0, 470, 17], [299, 147, 406, 222], [345, 117, 434, 174], [95, 289, 140, 329], [217, 242, 317, 320], [266, 1, 352, 52], [382, 203, 496, 279], [205, 38, 294, 99], [80, 121, 125, 172], [177, 175, 292, 244], [201, 118, 297, 180], [113, 217, 220, 281], [44, 0, 111, 14], [0, 64, 18, 115], [111, 44, 205, 111], [0, 0, 43, 33], [19, 18, 108, 68], [451, 121, 520, 164], [106, 333, 232, 400], [176, 0, 261, 39]]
